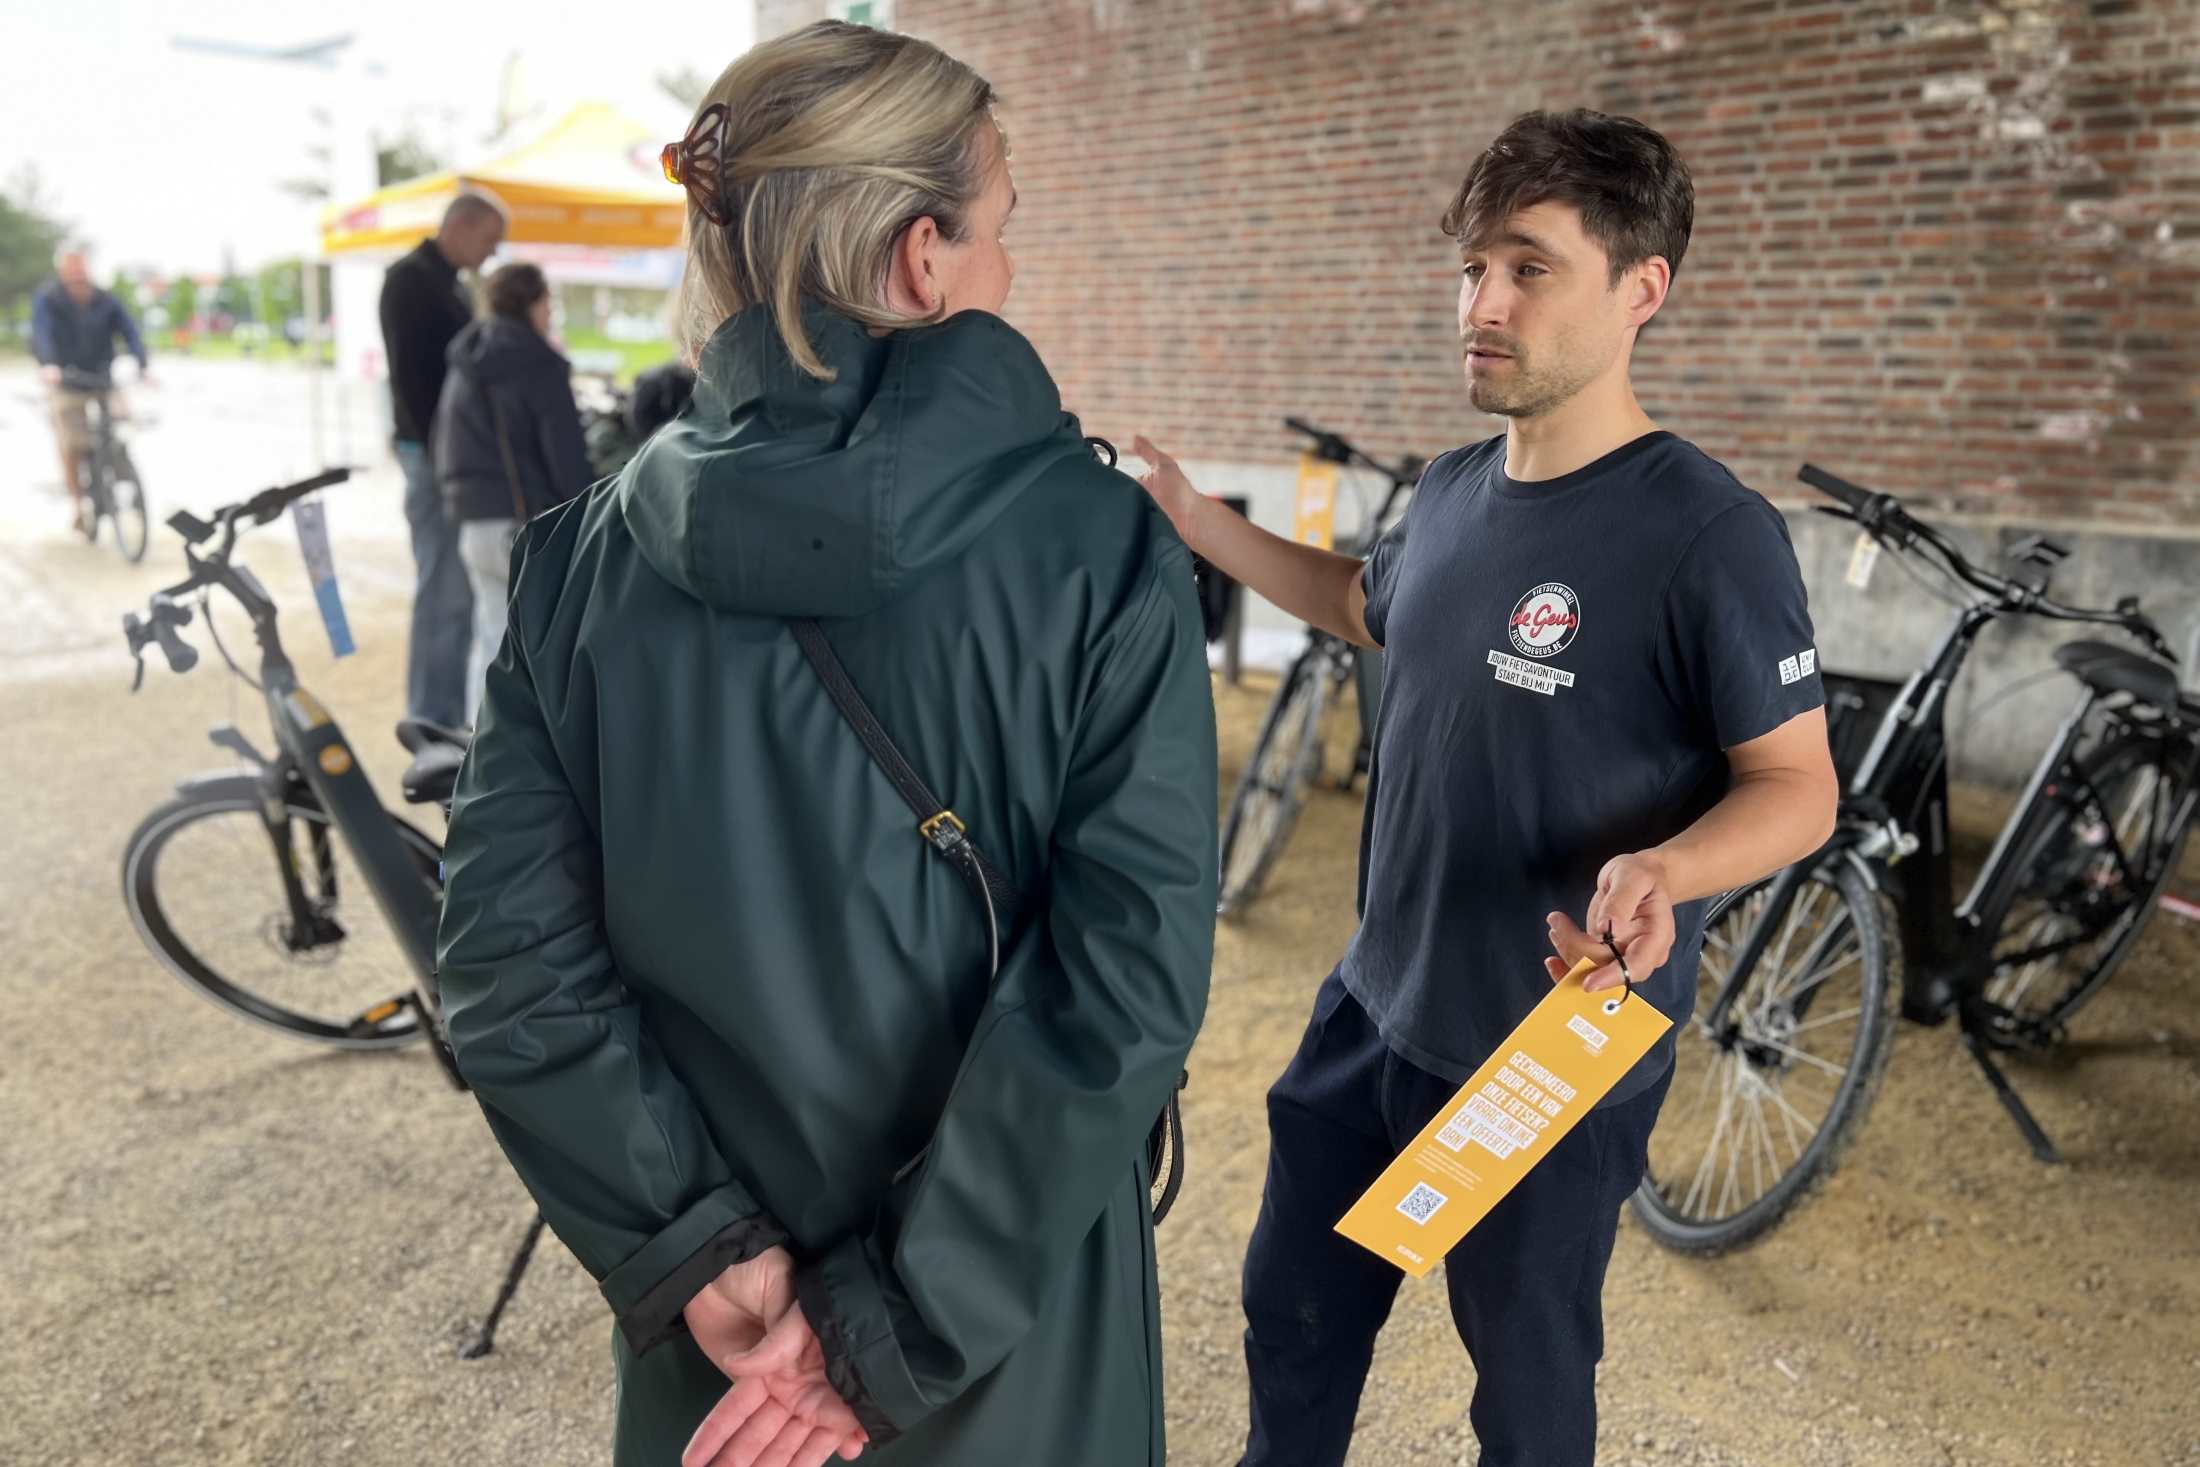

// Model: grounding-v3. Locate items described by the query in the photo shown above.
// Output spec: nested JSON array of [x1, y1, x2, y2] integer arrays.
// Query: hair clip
[[661, 102, 733, 228]]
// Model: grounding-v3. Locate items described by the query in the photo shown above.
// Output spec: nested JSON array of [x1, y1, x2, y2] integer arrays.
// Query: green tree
[[167, 277, 200, 334], [254, 259, 317, 340], [376, 131, 444, 187], [214, 273, 256, 325], [255, 267, 290, 337], [108, 269, 144, 338], [0, 166, 69, 342], [658, 67, 711, 109]]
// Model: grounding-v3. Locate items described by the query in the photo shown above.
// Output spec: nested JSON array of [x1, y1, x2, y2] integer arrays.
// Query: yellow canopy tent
[[319, 100, 687, 254]]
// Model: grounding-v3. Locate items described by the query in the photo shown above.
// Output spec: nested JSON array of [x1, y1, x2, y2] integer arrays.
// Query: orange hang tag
[[1292, 455, 1339, 550], [1334, 957, 1673, 1278]]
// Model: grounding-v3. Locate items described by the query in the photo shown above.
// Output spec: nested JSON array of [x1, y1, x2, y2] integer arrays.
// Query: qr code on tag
[[1395, 1182, 1448, 1226]]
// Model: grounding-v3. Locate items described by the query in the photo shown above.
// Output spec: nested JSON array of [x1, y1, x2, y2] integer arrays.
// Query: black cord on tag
[[1601, 923, 1634, 1004]]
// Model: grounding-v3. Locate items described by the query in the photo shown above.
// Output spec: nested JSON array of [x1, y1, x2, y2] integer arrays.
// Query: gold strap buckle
[[919, 810, 967, 845]]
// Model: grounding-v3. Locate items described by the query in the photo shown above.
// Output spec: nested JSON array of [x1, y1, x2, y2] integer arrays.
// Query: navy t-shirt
[[1344, 430, 1824, 1106]]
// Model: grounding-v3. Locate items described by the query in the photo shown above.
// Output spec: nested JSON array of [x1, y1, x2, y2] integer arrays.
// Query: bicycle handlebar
[[1798, 462, 2177, 663], [227, 466, 352, 532], [123, 468, 353, 685], [1797, 464, 1874, 515], [1282, 417, 1424, 487]]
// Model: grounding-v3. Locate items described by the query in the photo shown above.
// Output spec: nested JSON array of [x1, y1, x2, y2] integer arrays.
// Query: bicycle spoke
[[1759, 1076, 1827, 1154], [1745, 1036, 1848, 1078], [1696, 1086, 1737, 1220], [1748, 1089, 1783, 1199], [1790, 1005, 1862, 1035], [1775, 946, 1861, 1009], [1758, 882, 1827, 1025], [1679, 1056, 1739, 1218]]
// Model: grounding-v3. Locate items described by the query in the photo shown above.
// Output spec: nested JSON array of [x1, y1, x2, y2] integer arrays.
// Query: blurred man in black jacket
[[379, 192, 504, 729]]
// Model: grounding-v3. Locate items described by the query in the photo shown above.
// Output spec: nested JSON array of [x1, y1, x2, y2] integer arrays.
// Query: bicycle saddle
[[395, 718, 470, 808], [395, 717, 470, 754], [400, 742, 467, 808], [2053, 640, 2195, 718]]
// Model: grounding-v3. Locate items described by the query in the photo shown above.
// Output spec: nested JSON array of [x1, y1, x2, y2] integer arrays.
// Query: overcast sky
[[0, 0, 753, 275]]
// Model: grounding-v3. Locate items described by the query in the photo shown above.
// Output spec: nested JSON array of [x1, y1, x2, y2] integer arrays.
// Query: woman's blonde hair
[[676, 20, 999, 379]]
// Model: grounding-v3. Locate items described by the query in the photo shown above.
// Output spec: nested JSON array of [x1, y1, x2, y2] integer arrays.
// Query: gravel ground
[[3, 365, 2197, 1465]]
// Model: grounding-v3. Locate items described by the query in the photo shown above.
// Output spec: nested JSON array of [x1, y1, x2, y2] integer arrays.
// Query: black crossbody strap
[[785, 454, 1186, 1225], [788, 619, 1023, 946]]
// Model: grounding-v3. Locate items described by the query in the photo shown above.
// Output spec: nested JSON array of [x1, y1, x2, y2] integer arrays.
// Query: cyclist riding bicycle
[[31, 247, 153, 537]]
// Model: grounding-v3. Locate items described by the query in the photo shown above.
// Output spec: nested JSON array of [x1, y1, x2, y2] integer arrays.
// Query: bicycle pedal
[[353, 997, 411, 1028]]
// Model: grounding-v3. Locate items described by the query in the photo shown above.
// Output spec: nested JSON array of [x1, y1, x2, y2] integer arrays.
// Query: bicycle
[[116, 470, 572, 1353], [61, 366, 149, 562], [1215, 418, 1421, 917], [1632, 464, 2197, 1254], [118, 468, 468, 1067]]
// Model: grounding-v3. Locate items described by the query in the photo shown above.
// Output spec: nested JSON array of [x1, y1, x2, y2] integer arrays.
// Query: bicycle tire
[[107, 445, 148, 563], [1976, 731, 2195, 1037], [122, 791, 442, 1049], [1217, 648, 1333, 917], [73, 458, 100, 541], [1631, 856, 1893, 1254]]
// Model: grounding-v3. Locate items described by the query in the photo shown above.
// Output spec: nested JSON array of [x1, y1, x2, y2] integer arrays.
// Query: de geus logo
[[1507, 582, 1581, 659]]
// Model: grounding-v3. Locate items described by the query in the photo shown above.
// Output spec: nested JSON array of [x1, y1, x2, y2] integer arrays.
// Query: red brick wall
[[848, 0, 2199, 525]]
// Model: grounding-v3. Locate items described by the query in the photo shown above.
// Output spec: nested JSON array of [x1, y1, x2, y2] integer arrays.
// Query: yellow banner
[[1335, 958, 1672, 1277]]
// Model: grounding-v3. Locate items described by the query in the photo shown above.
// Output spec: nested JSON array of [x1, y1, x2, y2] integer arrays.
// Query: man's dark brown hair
[[485, 262, 550, 322], [1441, 109, 1694, 285]]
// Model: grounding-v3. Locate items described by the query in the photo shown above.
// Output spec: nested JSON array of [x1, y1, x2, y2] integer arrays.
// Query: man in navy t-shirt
[[1136, 110, 1838, 1467]]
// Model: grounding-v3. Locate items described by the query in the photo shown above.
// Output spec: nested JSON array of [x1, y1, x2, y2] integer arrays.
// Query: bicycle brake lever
[[129, 651, 146, 693]]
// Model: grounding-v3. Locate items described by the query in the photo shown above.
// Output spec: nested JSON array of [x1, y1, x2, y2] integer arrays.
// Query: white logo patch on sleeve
[[1778, 655, 1802, 686], [1800, 648, 1817, 677]]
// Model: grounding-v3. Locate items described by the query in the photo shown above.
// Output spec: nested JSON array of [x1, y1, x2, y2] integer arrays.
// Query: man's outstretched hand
[[680, 1247, 866, 1467]]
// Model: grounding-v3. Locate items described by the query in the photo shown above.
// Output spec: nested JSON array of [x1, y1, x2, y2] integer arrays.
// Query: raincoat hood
[[619, 302, 1091, 618], [445, 314, 564, 385]]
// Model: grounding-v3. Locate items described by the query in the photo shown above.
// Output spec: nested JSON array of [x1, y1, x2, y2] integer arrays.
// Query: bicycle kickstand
[[460, 1211, 548, 1360], [1958, 1013, 2064, 1166]]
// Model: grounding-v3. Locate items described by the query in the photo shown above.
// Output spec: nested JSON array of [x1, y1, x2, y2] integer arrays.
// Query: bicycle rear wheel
[[1978, 731, 2195, 1040], [1217, 646, 1334, 917], [106, 446, 148, 562], [1632, 857, 1892, 1254], [122, 791, 441, 1048]]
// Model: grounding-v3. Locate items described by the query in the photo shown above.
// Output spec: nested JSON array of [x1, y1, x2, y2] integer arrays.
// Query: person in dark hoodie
[[435, 21, 1216, 1467], [432, 261, 593, 723]]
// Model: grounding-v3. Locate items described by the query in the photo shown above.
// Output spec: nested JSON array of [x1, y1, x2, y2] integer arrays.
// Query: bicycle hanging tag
[[292, 497, 356, 658], [1335, 956, 1671, 1278], [1844, 530, 1881, 592], [1293, 454, 1339, 551]]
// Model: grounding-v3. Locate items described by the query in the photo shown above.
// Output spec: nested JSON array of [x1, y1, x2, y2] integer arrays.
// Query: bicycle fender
[[172, 770, 270, 804]]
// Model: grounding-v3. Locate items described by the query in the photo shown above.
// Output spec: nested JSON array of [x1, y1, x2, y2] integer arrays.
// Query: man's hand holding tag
[[1545, 851, 1676, 993]]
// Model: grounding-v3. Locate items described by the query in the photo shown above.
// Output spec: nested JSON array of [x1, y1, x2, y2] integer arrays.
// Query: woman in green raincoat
[[436, 19, 1217, 1467]]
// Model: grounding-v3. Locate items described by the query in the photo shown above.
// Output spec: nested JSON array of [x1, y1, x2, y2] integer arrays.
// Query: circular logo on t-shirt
[[1507, 582, 1581, 659]]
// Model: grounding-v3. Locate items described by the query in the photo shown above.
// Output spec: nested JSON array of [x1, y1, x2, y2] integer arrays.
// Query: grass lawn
[[153, 332, 336, 365], [560, 328, 680, 383]]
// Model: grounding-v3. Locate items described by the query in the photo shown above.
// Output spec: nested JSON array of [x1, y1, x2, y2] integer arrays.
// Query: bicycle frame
[[175, 546, 461, 1088]]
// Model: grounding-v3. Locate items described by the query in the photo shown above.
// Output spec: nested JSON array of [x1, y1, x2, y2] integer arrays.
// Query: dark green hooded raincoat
[[436, 303, 1217, 1465]]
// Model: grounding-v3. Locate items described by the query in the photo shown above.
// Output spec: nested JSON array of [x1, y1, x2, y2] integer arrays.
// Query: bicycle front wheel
[[122, 791, 441, 1048], [1979, 731, 2195, 1039], [1632, 856, 1893, 1254], [106, 446, 148, 562], [1217, 647, 1334, 917]]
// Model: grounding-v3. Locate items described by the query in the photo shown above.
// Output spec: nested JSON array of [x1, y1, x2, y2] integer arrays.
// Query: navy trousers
[[1239, 972, 1670, 1467]]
